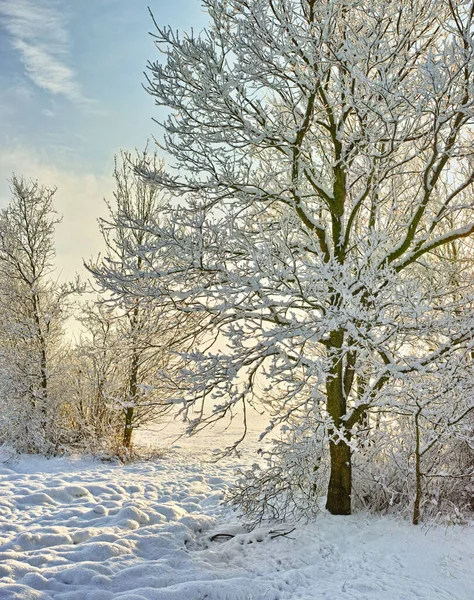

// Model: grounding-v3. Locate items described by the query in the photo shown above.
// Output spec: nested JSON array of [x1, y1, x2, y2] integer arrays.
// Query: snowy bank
[[0, 446, 473, 600]]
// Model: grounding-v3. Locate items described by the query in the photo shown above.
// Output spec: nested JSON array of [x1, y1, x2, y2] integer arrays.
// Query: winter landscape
[[1, 0, 474, 598]]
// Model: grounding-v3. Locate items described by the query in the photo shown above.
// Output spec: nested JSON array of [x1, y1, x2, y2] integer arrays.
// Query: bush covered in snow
[[231, 409, 473, 525]]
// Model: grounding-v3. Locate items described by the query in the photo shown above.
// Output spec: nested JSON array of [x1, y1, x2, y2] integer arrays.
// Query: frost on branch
[[229, 418, 328, 526]]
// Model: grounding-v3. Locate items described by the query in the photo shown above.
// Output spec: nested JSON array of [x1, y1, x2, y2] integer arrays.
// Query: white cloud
[[0, 0, 91, 105]]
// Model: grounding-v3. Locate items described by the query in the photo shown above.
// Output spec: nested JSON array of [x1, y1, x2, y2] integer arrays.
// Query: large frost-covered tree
[[100, 0, 474, 515]]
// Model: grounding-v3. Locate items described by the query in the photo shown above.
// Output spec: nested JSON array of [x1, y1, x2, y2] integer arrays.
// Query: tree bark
[[325, 330, 352, 515], [326, 439, 352, 515], [123, 407, 134, 449], [123, 336, 140, 450], [32, 292, 48, 426], [413, 408, 422, 525]]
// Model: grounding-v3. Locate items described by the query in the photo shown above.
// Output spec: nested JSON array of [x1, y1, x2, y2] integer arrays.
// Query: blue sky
[[0, 0, 208, 277]]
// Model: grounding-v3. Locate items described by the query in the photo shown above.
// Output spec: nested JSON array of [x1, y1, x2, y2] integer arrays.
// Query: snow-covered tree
[[0, 176, 75, 453], [87, 150, 198, 449], [99, 0, 474, 516]]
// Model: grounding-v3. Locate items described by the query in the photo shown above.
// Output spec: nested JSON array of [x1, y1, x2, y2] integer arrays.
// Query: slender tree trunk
[[122, 261, 143, 450], [413, 408, 422, 525], [123, 341, 140, 449], [39, 345, 48, 415], [123, 406, 134, 449], [32, 293, 48, 425]]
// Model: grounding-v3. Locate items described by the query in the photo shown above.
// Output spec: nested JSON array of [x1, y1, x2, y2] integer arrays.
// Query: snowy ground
[[0, 422, 473, 600]]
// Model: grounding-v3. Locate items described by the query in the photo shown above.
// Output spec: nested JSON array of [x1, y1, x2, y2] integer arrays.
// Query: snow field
[[0, 442, 473, 600]]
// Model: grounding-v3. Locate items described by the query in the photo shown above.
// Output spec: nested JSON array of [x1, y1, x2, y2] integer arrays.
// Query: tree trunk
[[123, 301, 141, 450], [325, 330, 352, 515], [32, 292, 48, 424], [39, 345, 48, 418], [413, 408, 422, 525], [123, 407, 134, 449], [326, 439, 352, 515]]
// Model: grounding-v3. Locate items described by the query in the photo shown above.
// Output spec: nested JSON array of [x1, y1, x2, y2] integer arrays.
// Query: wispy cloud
[[0, 0, 90, 105]]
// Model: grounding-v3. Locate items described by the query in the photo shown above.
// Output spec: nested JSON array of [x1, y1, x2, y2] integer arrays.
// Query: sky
[[0, 0, 208, 280]]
